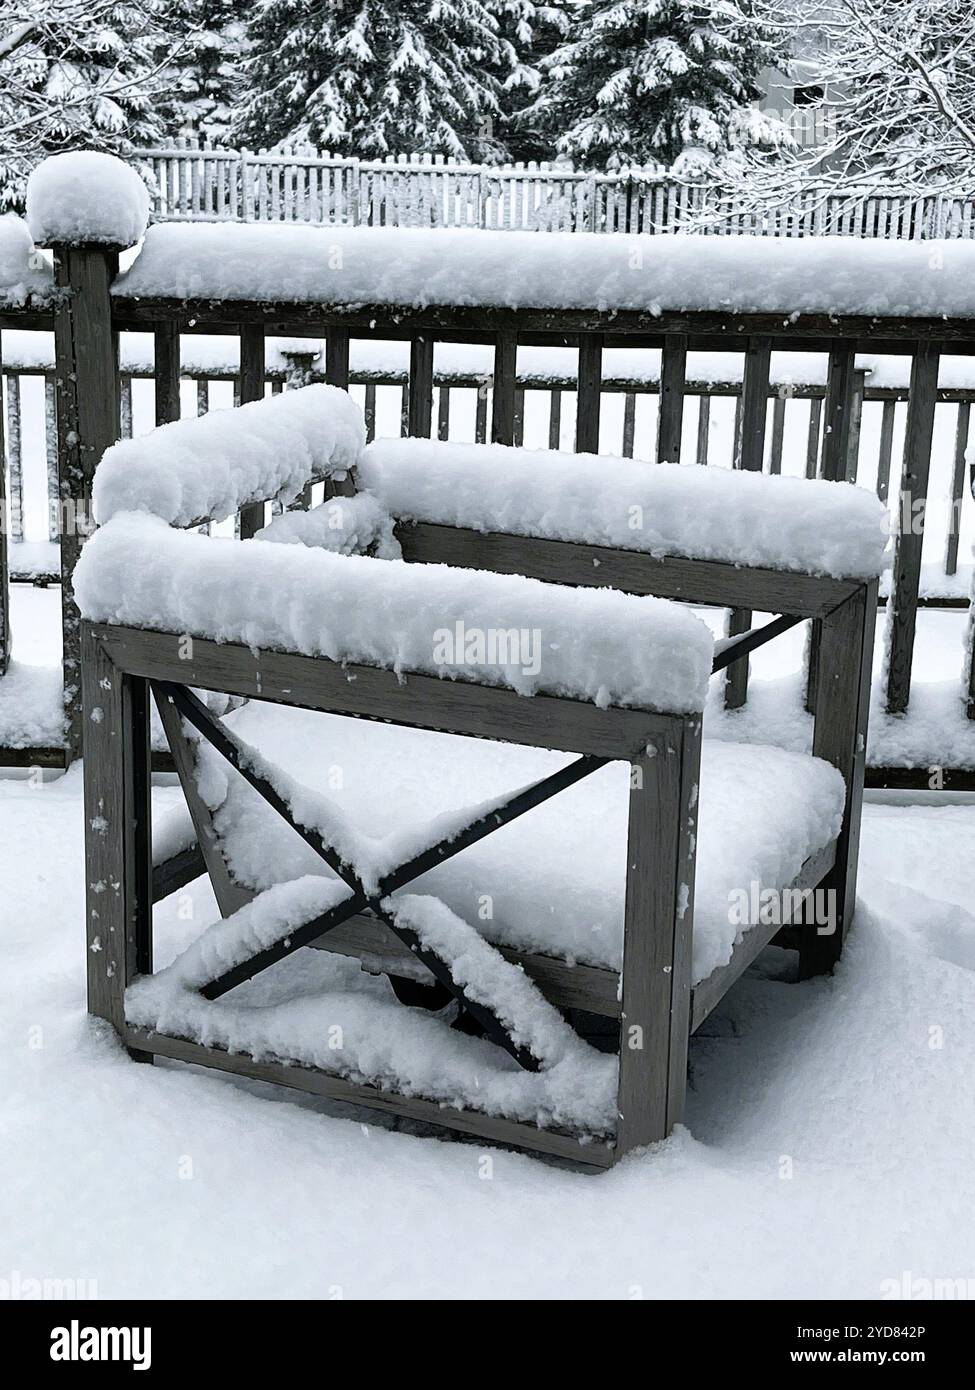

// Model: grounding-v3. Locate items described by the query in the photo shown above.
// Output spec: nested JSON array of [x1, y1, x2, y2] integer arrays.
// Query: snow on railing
[[130, 136, 975, 239]]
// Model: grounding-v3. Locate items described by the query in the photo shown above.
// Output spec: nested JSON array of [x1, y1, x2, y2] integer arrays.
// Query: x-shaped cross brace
[[152, 681, 610, 1072]]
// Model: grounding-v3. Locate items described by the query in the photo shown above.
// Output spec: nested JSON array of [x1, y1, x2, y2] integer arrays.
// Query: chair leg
[[804, 583, 877, 978], [616, 716, 701, 1156], [81, 623, 153, 1050]]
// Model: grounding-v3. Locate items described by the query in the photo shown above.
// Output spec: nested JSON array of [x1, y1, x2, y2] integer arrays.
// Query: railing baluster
[[5, 373, 23, 543], [575, 333, 602, 454], [726, 337, 772, 709], [945, 400, 970, 576], [491, 331, 517, 445], [622, 391, 636, 458], [885, 342, 940, 714], [876, 399, 896, 500], [548, 389, 561, 451], [695, 395, 711, 466], [237, 324, 265, 538], [656, 335, 687, 464]]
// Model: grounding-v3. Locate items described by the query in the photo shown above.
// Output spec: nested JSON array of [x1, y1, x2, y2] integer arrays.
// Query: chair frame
[[82, 524, 877, 1168]]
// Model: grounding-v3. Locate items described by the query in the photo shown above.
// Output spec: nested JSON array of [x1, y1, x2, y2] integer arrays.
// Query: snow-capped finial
[[26, 152, 150, 249]]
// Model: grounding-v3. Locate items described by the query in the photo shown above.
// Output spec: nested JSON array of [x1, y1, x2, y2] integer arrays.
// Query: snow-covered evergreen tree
[[0, 1, 173, 210], [234, 0, 518, 161], [486, 1, 572, 162], [161, 0, 249, 141], [525, 0, 790, 171]]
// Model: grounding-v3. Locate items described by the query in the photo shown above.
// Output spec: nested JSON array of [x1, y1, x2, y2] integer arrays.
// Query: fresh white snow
[[26, 152, 151, 249], [125, 876, 618, 1136], [93, 384, 366, 527], [74, 512, 715, 713], [0, 767, 972, 1297], [0, 215, 52, 307], [113, 223, 975, 319], [360, 437, 890, 579], [258, 493, 400, 559], [182, 702, 844, 984]]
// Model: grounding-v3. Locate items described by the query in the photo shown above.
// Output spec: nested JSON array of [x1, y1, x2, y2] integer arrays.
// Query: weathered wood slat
[[107, 296, 975, 349], [153, 687, 251, 917], [308, 912, 621, 1017], [396, 521, 857, 617], [122, 1026, 615, 1167], [91, 623, 672, 759]]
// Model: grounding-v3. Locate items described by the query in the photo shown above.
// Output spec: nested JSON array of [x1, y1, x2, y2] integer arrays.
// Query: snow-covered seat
[[155, 703, 845, 991]]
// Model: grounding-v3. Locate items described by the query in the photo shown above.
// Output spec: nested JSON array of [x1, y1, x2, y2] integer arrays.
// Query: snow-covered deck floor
[[1, 766, 973, 1297]]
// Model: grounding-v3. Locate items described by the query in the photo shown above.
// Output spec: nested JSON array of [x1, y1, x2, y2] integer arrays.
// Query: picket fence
[[134, 139, 975, 238]]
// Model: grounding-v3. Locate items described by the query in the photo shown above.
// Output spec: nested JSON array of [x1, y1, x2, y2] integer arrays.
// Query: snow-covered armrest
[[92, 384, 366, 528], [257, 494, 400, 559], [74, 512, 714, 714], [358, 438, 890, 581]]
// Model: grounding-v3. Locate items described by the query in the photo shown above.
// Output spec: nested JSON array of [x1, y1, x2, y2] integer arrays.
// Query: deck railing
[[1, 242, 974, 784]]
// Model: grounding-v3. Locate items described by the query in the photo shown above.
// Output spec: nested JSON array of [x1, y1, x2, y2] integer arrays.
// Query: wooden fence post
[[885, 341, 940, 713], [51, 242, 122, 759]]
